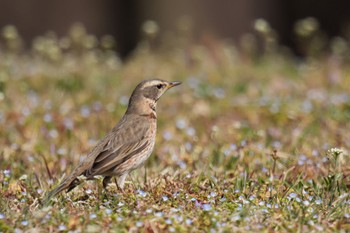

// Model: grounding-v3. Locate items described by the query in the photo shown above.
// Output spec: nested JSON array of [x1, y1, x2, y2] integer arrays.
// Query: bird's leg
[[102, 176, 112, 189], [116, 173, 128, 193]]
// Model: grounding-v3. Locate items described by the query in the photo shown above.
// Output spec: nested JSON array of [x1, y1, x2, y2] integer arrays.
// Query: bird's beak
[[166, 81, 182, 89]]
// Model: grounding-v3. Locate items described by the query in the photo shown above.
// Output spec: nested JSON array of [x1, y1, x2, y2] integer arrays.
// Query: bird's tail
[[42, 159, 92, 205], [42, 177, 81, 206]]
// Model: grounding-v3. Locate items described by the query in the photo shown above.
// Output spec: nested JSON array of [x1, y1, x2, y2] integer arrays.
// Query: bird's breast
[[140, 112, 157, 119]]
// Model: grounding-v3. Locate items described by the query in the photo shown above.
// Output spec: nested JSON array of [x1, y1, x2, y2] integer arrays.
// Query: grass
[[1, 22, 350, 232]]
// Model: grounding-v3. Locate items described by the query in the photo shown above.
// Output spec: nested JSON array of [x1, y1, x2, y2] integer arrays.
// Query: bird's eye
[[156, 84, 163, 89]]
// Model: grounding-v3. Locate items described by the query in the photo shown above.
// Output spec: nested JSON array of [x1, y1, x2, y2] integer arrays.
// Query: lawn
[[1, 22, 350, 232]]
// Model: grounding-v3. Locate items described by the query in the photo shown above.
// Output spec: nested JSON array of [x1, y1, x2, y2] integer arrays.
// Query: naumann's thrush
[[43, 79, 181, 204]]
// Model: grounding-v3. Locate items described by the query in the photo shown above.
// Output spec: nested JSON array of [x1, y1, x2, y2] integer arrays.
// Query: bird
[[43, 79, 181, 204]]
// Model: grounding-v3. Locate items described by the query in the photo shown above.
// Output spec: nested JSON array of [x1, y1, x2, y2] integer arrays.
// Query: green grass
[[1, 23, 350, 232]]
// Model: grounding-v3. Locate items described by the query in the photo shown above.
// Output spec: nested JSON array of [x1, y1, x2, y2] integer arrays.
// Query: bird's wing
[[85, 114, 153, 176], [87, 138, 151, 176]]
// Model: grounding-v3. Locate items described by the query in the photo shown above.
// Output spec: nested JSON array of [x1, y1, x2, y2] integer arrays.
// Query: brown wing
[[86, 139, 151, 176], [83, 114, 153, 177]]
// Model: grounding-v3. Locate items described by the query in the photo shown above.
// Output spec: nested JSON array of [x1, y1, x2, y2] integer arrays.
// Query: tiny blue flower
[[3, 170, 10, 176], [58, 225, 66, 231], [136, 221, 143, 227], [185, 219, 192, 225], [209, 192, 217, 198], [80, 106, 90, 117], [119, 96, 129, 106], [136, 189, 147, 197], [21, 220, 28, 226], [165, 219, 172, 225], [258, 201, 265, 206], [186, 127, 196, 136], [303, 200, 310, 206], [155, 212, 164, 217], [176, 119, 186, 129], [203, 204, 212, 211], [163, 131, 172, 141]]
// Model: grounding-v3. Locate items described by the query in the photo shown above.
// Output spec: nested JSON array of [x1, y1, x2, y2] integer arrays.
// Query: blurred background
[[1, 0, 350, 58]]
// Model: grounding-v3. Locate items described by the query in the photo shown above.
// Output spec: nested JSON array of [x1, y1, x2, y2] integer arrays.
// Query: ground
[[0, 23, 350, 232]]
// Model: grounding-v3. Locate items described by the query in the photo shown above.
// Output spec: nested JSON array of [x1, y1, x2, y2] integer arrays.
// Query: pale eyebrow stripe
[[141, 81, 162, 89]]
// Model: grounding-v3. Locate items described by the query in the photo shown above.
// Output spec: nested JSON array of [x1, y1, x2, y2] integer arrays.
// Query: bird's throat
[[149, 102, 156, 112]]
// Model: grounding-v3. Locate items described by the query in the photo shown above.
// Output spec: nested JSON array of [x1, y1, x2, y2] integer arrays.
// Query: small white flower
[[94, 175, 104, 180], [77, 175, 87, 181], [19, 174, 28, 180], [328, 148, 343, 156], [85, 189, 93, 194]]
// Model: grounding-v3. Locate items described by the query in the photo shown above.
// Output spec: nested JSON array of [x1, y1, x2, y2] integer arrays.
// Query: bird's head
[[126, 79, 181, 115]]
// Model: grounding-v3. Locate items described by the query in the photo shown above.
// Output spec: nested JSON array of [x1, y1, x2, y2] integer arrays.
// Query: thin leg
[[103, 176, 112, 189], [117, 173, 128, 190]]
